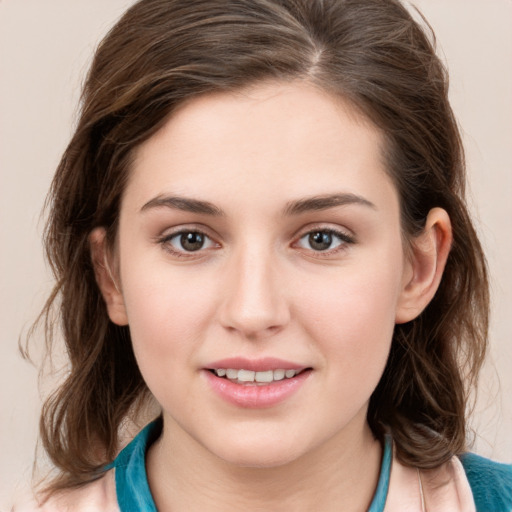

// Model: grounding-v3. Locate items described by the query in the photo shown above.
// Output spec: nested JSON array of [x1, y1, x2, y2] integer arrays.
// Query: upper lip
[[205, 357, 308, 372]]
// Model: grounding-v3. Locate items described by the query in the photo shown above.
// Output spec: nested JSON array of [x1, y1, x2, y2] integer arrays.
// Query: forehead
[[126, 81, 397, 214]]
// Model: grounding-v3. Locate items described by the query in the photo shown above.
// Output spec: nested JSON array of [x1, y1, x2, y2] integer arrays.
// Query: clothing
[[14, 420, 512, 511], [461, 452, 512, 512]]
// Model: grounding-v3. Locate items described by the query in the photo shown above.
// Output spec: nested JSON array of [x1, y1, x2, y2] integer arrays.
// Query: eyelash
[[157, 226, 355, 258], [294, 228, 355, 256], [157, 229, 218, 258]]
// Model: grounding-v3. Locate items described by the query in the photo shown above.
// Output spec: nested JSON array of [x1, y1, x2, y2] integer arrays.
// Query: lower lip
[[204, 370, 311, 409]]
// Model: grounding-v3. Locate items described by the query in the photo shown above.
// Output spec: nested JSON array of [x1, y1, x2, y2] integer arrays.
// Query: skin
[[91, 81, 452, 511]]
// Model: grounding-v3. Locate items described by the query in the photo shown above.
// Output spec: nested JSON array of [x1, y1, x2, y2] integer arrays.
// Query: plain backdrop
[[1, 0, 511, 506]]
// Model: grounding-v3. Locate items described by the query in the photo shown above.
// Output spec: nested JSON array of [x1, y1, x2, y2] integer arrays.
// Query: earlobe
[[395, 208, 452, 324], [89, 227, 128, 326]]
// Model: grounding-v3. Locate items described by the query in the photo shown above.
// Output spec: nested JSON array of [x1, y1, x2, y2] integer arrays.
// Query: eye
[[162, 230, 217, 254], [296, 229, 353, 252]]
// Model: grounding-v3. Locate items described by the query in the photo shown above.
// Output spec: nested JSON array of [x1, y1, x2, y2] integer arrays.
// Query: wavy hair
[[31, 0, 489, 492]]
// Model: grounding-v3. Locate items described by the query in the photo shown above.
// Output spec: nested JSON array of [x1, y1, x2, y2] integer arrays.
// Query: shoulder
[[10, 470, 119, 512], [385, 447, 476, 511], [11, 420, 161, 512], [459, 452, 512, 512]]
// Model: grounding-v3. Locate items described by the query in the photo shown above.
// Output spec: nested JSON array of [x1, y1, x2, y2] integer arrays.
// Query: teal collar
[[114, 419, 161, 512], [113, 419, 391, 511]]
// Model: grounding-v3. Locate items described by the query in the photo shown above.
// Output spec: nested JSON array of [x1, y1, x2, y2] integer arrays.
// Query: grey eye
[[297, 230, 346, 252]]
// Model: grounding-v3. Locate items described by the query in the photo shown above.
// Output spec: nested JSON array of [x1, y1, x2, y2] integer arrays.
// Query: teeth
[[273, 369, 285, 381], [255, 370, 273, 383], [238, 370, 255, 382], [226, 369, 238, 379], [213, 368, 300, 383]]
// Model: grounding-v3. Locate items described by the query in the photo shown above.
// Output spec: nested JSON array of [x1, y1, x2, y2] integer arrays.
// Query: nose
[[218, 244, 290, 339]]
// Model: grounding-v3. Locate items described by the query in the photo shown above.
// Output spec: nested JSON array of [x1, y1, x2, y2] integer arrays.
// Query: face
[[110, 82, 413, 467]]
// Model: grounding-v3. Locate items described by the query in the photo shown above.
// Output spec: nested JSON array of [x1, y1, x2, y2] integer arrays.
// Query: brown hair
[[32, 0, 489, 492]]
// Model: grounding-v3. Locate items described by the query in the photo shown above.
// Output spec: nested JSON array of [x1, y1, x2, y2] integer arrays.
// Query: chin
[[205, 430, 311, 469]]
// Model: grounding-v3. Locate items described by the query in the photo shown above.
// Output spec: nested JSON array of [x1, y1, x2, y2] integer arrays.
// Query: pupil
[[181, 232, 204, 251], [309, 231, 332, 251]]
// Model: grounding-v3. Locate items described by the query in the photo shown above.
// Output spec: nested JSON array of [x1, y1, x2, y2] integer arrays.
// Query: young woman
[[16, 0, 512, 510]]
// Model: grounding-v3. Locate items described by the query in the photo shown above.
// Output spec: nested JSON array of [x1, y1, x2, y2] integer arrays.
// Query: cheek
[[119, 272, 222, 421], [119, 264, 219, 380], [297, 257, 402, 385]]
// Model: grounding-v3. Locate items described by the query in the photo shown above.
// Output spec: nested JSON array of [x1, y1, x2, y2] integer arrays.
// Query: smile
[[204, 362, 312, 408], [212, 368, 302, 384]]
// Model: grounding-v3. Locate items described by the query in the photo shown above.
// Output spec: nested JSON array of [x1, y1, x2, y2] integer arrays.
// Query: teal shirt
[[460, 452, 512, 512], [112, 420, 512, 511]]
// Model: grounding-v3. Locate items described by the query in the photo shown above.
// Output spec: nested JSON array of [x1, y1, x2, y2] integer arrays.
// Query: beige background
[[1, 0, 511, 506]]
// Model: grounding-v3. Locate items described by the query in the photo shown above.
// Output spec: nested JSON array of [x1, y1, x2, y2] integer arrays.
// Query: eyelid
[[293, 222, 355, 241], [156, 225, 221, 257], [292, 224, 356, 255], [154, 223, 354, 258]]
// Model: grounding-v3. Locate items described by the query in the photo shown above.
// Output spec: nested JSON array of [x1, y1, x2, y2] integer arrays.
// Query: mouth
[[208, 367, 311, 385], [204, 357, 312, 407]]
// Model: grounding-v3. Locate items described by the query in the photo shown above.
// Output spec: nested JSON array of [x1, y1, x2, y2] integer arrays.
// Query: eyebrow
[[140, 192, 376, 217], [140, 195, 225, 216], [283, 193, 376, 215]]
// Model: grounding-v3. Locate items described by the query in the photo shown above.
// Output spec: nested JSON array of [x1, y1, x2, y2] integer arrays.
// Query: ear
[[395, 208, 452, 324], [89, 227, 128, 326]]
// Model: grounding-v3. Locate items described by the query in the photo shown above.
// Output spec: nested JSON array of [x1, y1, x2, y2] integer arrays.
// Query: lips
[[206, 356, 306, 372], [204, 357, 312, 408], [212, 368, 304, 384]]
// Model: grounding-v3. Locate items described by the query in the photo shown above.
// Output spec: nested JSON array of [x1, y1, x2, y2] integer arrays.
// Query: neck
[[147, 413, 382, 512]]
